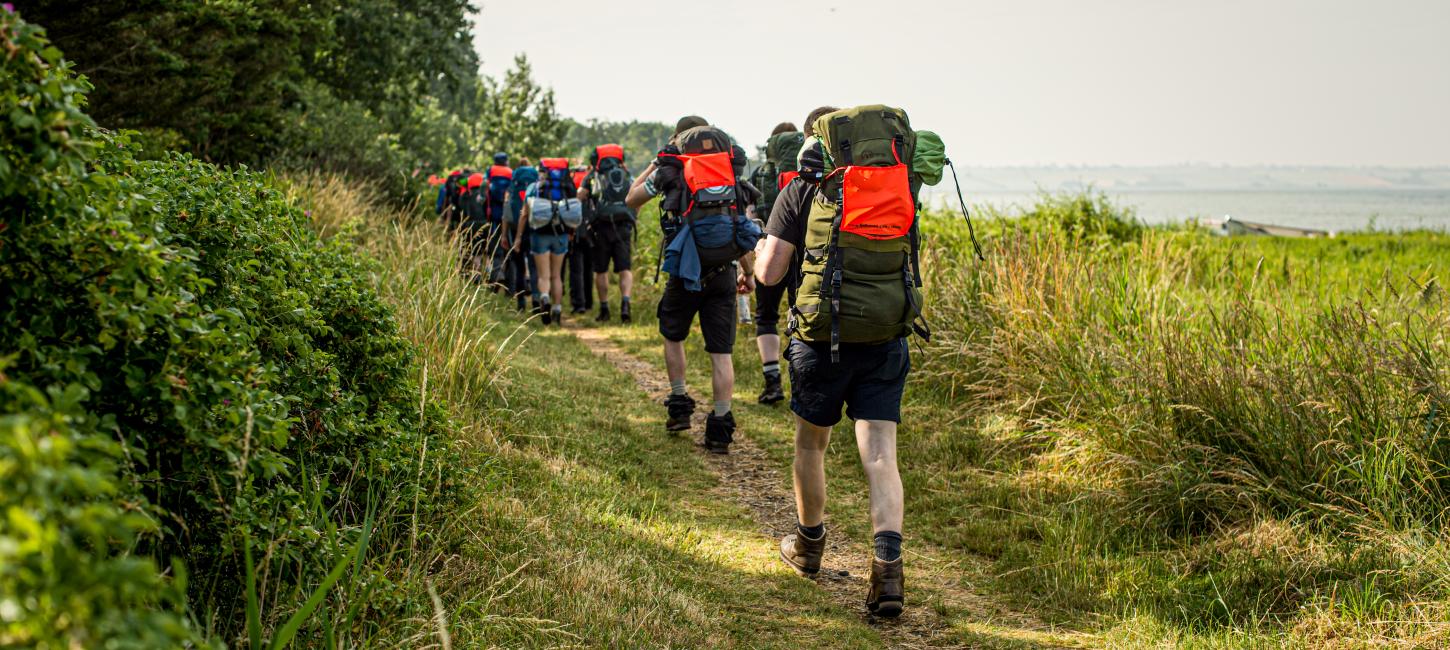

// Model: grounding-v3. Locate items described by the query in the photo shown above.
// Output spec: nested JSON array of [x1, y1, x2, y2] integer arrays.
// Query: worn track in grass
[[570, 325, 1092, 649]]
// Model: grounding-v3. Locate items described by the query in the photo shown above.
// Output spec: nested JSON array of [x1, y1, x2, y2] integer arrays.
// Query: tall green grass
[[911, 192, 1450, 639]]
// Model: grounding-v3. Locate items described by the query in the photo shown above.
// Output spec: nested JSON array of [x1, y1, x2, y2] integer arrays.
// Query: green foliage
[[22, 1, 324, 162], [563, 118, 675, 171], [914, 192, 1450, 630], [476, 55, 569, 162], [1014, 190, 1145, 244], [22, 0, 480, 188], [1, 11, 458, 645]]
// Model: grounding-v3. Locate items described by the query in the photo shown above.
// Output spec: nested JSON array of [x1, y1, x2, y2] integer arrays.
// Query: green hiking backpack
[[788, 105, 928, 359], [751, 131, 806, 217]]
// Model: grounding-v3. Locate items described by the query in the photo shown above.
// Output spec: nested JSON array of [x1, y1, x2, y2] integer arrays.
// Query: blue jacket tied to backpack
[[662, 215, 763, 291]]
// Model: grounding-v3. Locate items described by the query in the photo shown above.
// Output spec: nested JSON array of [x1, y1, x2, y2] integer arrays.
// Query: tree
[[563, 118, 674, 171], [480, 55, 568, 162]]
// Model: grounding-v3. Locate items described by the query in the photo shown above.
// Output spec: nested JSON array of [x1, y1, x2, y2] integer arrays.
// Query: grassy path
[[559, 319, 1094, 649]]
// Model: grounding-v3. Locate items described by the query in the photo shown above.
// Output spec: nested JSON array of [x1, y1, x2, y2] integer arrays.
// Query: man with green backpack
[[755, 105, 950, 619]]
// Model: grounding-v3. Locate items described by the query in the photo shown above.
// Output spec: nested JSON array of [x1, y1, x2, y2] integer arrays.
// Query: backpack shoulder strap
[[784, 184, 818, 337]]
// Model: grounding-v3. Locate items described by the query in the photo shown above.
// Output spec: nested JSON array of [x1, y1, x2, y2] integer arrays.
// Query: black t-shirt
[[765, 178, 818, 248]]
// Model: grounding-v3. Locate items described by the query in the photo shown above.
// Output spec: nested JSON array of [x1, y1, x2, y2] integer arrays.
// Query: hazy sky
[[472, 0, 1450, 166]]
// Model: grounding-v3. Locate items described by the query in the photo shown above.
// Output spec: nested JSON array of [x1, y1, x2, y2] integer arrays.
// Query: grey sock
[[670, 380, 687, 396], [762, 361, 780, 376], [874, 531, 902, 562], [713, 400, 730, 417]]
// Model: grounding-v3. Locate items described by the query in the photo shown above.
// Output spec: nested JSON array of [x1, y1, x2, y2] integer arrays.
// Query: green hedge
[[1, 11, 459, 647]]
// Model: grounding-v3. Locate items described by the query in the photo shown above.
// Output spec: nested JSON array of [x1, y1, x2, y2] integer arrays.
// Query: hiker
[[438, 169, 468, 231], [748, 119, 812, 404], [506, 158, 540, 312], [460, 170, 490, 281], [435, 169, 460, 223], [756, 106, 943, 619], [515, 157, 582, 325], [566, 164, 596, 315], [485, 153, 515, 290], [625, 116, 762, 453], [578, 144, 636, 323]]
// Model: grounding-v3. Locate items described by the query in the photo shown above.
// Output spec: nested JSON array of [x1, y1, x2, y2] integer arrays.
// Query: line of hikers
[[435, 105, 962, 621], [434, 148, 636, 326]]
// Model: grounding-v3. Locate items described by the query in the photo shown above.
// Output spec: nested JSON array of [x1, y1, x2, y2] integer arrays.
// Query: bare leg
[[709, 352, 734, 407], [532, 253, 552, 300], [793, 416, 832, 527], [594, 271, 609, 304], [855, 419, 903, 535], [664, 339, 687, 384], [548, 253, 565, 305], [620, 269, 634, 299], [756, 333, 780, 365]]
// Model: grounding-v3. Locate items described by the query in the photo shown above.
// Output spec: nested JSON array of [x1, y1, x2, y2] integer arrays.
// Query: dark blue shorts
[[786, 337, 910, 427]]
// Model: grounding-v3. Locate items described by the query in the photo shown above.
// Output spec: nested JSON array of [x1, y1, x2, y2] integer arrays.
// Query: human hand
[[737, 273, 756, 294]]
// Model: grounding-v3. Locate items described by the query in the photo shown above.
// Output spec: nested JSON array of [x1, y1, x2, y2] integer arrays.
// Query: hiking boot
[[779, 530, 826, 576], [866, 557, 905, 618], [620, 300, 632, 323], [665, 394, 695, 433], [757, 372, 784, 405], [703, 411, 735, 454], [571, 306, 587, 315], [550, 304, 563, 326], [596, 305, 610, 322]]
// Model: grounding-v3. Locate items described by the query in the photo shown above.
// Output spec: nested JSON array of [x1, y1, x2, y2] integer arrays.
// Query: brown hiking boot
[[866, 557, 904, 618], [779, 530, 826, 576]]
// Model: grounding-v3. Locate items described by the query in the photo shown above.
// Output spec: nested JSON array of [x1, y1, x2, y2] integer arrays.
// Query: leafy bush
[[1, 11, 458, 646]]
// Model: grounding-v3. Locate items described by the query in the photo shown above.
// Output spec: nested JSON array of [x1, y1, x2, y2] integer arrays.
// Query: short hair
[[674, 115, 709, 135], [803, 106, 840, 137], [770, 122, 799, 136]]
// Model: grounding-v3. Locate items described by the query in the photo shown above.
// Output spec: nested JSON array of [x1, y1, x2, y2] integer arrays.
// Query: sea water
[[946, 190, 1450, 233]]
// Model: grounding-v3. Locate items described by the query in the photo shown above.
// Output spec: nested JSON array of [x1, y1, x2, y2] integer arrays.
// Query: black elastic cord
[[946, 159, 986, 261]]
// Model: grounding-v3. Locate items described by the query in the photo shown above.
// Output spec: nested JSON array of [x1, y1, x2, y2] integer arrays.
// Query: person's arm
[[513, 204, 528, 250], [754, 236, 795, 287], [754, 182, 806, 286], [625, 162, 658, 210]]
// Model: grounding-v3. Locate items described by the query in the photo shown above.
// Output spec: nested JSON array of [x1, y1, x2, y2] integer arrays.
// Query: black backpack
[[592, 160, 635, 223]]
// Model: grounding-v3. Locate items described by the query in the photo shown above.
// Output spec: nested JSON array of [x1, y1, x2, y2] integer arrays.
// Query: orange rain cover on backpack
[[571, 169, 588, 187], [777, 170, 799, 190], [840, 164, 914, 240], [680, 151, 735, 196], [467, 172, 485, 188], [487, 164, 513, 180], [540, 157, 570, 171], [594, 144, 624, 166]]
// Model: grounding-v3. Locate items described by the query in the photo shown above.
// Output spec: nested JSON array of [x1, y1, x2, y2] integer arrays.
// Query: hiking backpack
[[589, 145, 635, 224], [788, 105, 928, 360], [486, 164, 514, 220], [463, 172, 488, 223], [664, 126, 752, 268], [528, 158, 583, 231], [751, 131, 806, 216]]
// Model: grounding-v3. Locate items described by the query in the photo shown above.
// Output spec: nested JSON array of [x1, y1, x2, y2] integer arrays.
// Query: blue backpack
[[537, 158, 575, 201], [487, 164, 513, 204], [507, 166, 539, 224]]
